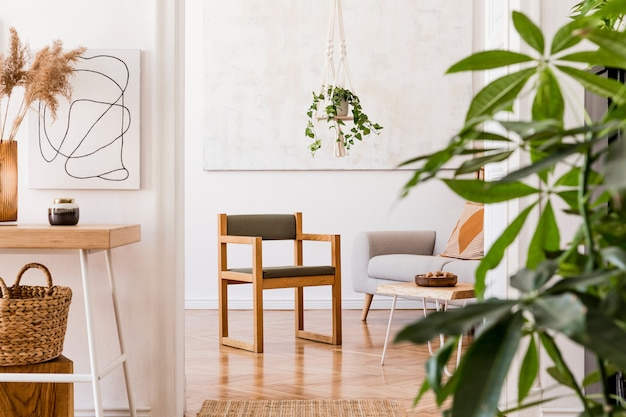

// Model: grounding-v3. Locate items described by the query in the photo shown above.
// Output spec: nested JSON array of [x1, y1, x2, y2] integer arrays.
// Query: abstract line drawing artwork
[[29, 49, 140, 189]]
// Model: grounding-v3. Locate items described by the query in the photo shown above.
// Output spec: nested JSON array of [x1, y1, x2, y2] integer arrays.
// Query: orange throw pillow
[[441, 202, 484, 260]]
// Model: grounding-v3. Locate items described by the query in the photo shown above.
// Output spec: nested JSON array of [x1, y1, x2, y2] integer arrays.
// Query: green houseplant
[[305, 85, 382, 156], [394, 1, 626, 416]]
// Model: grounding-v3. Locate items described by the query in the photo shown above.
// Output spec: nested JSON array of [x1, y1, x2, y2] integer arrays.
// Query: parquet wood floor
[[185, 309, 461, 417]]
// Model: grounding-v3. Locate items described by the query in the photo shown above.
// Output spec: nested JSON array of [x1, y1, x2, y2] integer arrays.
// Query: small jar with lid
[[48, 198, 80, 226]]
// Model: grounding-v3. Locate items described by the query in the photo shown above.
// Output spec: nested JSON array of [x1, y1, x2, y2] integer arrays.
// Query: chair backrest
[[225, 214, 297, 240]]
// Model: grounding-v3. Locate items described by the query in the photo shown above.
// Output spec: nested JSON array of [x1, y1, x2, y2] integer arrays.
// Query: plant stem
[[579, 143, 596, 272], [0, 95, 10, 140]]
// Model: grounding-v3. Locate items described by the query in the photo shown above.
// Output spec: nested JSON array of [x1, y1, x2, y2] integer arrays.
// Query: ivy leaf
[[513, 11, 544, 55], [466, 68, 535, 122], [442, 179, 539, 204], [447, 50, 534, 73]]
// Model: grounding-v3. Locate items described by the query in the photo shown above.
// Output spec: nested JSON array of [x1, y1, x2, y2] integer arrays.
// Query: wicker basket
[[0, 263, 72, 366]]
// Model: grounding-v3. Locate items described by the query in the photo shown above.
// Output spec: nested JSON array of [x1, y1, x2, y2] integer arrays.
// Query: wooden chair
[[218, 212, 342, 353]]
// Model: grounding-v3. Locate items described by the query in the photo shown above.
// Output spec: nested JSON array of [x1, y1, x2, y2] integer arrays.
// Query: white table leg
[[380, 295, 398, 365], [79, 249, 104, 417], [105, 249, 138, 417]]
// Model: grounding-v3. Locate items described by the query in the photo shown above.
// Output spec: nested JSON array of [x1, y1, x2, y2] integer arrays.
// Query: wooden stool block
[[0, 355, 73, 417]]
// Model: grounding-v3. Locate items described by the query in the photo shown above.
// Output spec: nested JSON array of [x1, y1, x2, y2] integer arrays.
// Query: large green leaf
[[539, 333, 581, 393], [456, 150, 515, 176], [475, 204, 537, 298], [451, 312, 524, 417], [559, 50, 626, 71], [546, 270, 622, 294], [591, 0, 626, 18], [518, 335, 539, 403], [531, 294, 586, 336], [573, 308, 626, 371], [510, 260, 558, 293], [447, 50, 534, 73], [442, 179, 539, 204], [394, 299, 517, 344], [527, 200, 560, 269], [512, 11, 545, 55], [601, 246, 626, 270], [466, 68, 535, 122], [586, 23, 626, 63], [501, 140, 594, 183], [550, 16, 597, 54], [532, 68, 564, 122], [554, 167, 602, 187], [425, 337, 456, 399], [557, 65, 626, 105]]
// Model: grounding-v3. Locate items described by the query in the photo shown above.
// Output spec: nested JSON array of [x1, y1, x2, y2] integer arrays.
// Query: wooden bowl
[[415, 274, 458, 287]]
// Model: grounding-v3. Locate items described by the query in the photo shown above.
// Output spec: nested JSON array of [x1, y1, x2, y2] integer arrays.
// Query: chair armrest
[[299, 233, 338, 242], [219, 235, 258, 245]]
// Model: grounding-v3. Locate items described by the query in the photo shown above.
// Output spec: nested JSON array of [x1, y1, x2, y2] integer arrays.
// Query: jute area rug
[[197, 399, 408, 417]]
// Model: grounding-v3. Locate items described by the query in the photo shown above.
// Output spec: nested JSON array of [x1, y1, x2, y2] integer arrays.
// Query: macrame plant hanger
[[316, 0, 355, 157]]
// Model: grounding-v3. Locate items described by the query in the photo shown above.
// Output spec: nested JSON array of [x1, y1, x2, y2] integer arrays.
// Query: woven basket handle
[[0, 277, 9, 300], [14, 263, 54, 292]]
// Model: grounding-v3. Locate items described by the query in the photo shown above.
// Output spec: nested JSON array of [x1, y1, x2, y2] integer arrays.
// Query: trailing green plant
[[305, 85, 382, 156], [394, 1, 626, 416]]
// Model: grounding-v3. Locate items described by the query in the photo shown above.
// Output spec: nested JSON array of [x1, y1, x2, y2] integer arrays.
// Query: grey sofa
[[352, 230, 479, 320]]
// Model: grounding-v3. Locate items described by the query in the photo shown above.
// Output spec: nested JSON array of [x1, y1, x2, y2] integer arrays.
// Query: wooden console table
[[377, 282, 475, 372], [0, 224, 140, 417]]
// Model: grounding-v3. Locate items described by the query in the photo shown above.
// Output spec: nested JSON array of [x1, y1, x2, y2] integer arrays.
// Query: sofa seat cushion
[[368, 254, 452, 282]]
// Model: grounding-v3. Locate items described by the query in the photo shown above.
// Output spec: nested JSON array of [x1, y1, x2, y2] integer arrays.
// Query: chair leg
[[361, 293, 374, 321], [331, 281, 342, 345], [252, 281, 264, 353], [295, 287, 304, 333], [218, 279, 228, 341]]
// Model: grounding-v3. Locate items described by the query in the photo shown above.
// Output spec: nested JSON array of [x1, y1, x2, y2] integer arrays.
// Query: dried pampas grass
[[0, 27, 85, 142]]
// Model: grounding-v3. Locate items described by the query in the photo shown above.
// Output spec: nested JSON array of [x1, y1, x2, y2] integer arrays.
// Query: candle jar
[[48, 198, 79, 226]]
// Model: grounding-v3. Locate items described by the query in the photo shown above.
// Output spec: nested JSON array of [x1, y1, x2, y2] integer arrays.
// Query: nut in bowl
[[415, 271, 458, 287]]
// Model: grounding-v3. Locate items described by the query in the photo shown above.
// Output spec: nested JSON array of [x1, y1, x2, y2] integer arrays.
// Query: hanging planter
[[304, 0, 382, 157], [305, 85, 382, 156]]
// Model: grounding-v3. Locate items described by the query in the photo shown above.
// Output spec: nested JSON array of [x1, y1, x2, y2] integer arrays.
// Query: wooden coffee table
[[376, 282, 475, 371]]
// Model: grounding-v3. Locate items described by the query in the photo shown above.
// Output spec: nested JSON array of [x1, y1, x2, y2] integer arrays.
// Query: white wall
[[0, 1, 183, 416], [184, 0, 476, 311]]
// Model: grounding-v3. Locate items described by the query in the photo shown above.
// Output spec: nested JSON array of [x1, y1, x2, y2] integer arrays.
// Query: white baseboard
[[185, 297, 424, 310], [74, 408, 151, 417], [540, 408, 584, 416]]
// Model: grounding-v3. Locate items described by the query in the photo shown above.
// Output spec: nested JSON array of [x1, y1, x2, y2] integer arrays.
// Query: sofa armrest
[[351, 230, 436, 294]]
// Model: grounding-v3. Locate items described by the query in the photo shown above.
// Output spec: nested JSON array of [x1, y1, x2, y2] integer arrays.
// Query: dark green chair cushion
[[226, 214, 296, 240]]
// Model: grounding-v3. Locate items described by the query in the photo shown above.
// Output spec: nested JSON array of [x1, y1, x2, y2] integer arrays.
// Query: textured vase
[[0, 141, 18, 222]]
